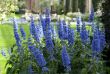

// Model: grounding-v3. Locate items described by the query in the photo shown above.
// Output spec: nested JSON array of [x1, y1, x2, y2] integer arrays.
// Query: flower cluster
[[28, 41, 48, 72], [58, 20, 64, 40], [80, 23, 89, 44], [76, 17, 82, 32], [20, 26, 26, 39], [92, 27, 106, 54], [45, 26, 54, 53], [63, 21, 69, 40], [89, 7, 94, 22], [40, 10, 54, 53], [9, 8, 106, 74], [13, 19, 21, 48], [30, 17, 40, 43], [61, 46, 71, 72], [68, 28, 74, 46]]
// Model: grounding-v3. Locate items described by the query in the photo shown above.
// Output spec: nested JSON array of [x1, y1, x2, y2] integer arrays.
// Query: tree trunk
[[85, 0, 92, 13], [64, 0, 70, 14], [78, 0, 85, 13], [75, 0, 78, 12], [72, 0, 78, 12], [69, 0, 72, 12]]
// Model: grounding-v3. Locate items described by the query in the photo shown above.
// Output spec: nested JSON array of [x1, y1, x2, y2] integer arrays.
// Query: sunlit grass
[[0, 54, 7, 74], [0, 29, 7, 74], [0, 23, 29, 74], [0, 24, 15, 48]]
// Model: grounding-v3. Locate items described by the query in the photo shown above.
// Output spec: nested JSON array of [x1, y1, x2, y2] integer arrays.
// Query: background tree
[[92, 0, 102, 11], [39, 0, 51, 13], [78, 0, 85, 13], [0, 0, 18, 15], [64, 0, 70, 14], [101, 0, 110, 67], [72, 0, 78, 12], [56, 0, 64, 14]]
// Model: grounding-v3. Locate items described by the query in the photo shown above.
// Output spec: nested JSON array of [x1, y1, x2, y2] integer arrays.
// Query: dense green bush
[[101, 0, 110, 73], [4, 15, 106, 74]]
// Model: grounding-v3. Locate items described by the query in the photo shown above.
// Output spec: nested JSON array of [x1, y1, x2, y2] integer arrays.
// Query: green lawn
[[0, 23, 30, 48], [0, 24, 29, 74], [0, 26, 7, 74], [0, 54, 7, 74], [0, 24, 15, 48]]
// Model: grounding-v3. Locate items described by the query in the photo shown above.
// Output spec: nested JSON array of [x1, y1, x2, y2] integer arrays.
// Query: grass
[[0, 54, 7, 74], [0, 24, 15, 48], [0, 23, 30, 48], [0, 25, 9, 74], [0, 23, 29, 74]]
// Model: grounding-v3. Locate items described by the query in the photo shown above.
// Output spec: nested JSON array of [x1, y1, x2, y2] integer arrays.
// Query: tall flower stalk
[[40, 9, 55, 61], [28, 41, 48, 72], [68, 28, 74, 46], [20, 26, 26, 40], [13, 19, 21, 48], [61, 46, 71, 72], [58, 20, 65, 40], [80, 23, 89, 45], [91, 27, 105, 58], [89, 7, 94, 22], [76, 17, 82, 32], [63, 21, 68, 40], [30, 17, 40, 43]]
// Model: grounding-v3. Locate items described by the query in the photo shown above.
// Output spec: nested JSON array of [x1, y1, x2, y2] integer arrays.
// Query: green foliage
[[0, 0, 18, 14], [92, 0, 102, 11], [0, 19, 107, 74], [18, 0, 25, 9], [5, 26, 106, 74], [82, 13, 100, 22], [39, 0, 51, 11], [101, 0, 110, 73]]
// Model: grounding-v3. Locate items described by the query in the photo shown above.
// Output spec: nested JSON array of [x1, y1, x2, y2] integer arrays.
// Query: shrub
[[5, 9, 106, 74]]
